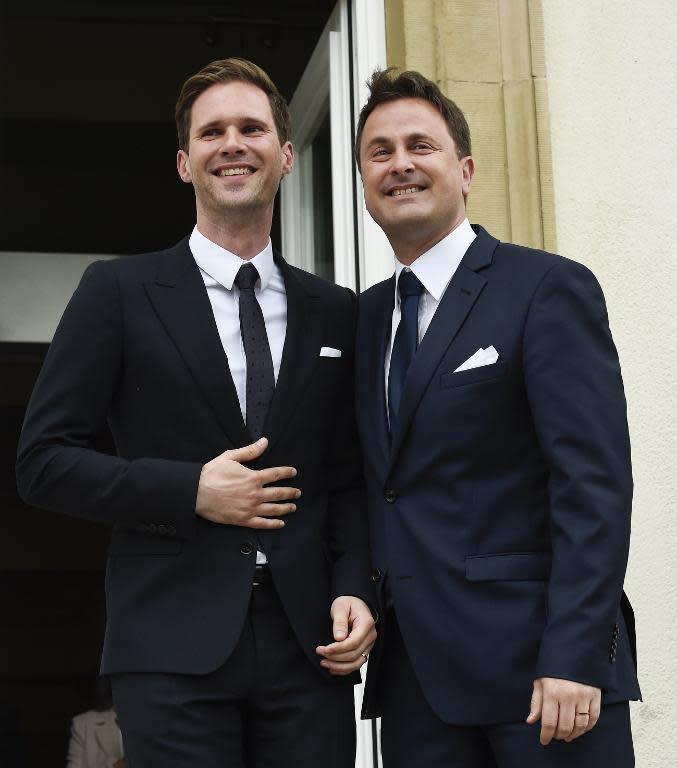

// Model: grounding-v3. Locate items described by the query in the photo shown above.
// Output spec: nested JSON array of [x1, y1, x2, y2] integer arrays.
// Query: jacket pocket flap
[[465, 551, 551, 581], [440, 360, 508, 389], [109, 532, 183, 556]]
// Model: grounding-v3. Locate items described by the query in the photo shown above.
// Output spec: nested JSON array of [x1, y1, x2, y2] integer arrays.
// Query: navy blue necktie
[[235, 263, 275, 440], [388, 269, 424, 426]]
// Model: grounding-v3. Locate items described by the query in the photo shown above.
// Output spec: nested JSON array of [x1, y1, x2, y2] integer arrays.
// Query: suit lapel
[[262, 254, 323, 455], [145, 238, 251, 449], [254, 256, 322, 559], [388, 227, 498, 466]]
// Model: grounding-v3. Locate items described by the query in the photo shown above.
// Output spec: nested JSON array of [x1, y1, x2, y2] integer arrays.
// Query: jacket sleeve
[[523, 258, 632, 688], [15, 260, 201, 539], [325, 288, 377, 615]]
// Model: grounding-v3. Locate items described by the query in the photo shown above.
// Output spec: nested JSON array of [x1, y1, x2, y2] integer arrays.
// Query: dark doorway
[[1, 343, 113, 766], [0, 2, 335, 765], [0, 0, 335, 255]]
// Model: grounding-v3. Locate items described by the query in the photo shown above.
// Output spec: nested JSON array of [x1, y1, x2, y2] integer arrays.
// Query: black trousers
[[378, 611, 635, 768], [112, 579, 356, 768]]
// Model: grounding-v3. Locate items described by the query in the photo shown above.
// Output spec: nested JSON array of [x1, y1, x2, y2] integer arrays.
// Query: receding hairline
[[359, 103, 466, 157], [354, 68, 472, 170]]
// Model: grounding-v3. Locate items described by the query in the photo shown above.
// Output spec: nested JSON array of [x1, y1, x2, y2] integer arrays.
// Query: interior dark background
[[0, 1, 334, 764]]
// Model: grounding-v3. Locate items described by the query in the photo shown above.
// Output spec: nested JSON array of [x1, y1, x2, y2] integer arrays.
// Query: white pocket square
[[319, 346, 342, 358], [454, 346, 499, 372]]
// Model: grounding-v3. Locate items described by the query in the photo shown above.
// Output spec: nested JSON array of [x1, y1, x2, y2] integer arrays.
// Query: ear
[[461, 156, 474, 199], [280, 141, 294, 176], [177, 150, 192, 184]]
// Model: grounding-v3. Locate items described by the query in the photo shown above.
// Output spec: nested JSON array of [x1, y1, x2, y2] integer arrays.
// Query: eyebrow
[[194, 116, 270, 134], [366, 132, 434, 147]]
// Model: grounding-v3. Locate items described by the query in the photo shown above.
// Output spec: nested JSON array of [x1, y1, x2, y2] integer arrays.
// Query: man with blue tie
[[349, 68, 641, 766], [16, 58, 376, 766]]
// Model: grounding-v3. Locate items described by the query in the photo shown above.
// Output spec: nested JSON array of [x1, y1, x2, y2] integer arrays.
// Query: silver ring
[[361, 652, 369, 661]]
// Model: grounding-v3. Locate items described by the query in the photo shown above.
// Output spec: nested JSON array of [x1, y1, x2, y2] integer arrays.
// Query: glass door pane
[[310, 110, 335, 281], [281, 1, 354, 287]]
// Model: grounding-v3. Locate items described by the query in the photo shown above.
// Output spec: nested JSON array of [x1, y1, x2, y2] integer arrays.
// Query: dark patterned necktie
[[234, 263, 275, 440], [388, 269, 424, 427]]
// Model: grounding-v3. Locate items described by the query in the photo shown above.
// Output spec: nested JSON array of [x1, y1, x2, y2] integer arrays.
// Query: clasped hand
[[315, 596, 377, 676], [195, 437, 300, 529]]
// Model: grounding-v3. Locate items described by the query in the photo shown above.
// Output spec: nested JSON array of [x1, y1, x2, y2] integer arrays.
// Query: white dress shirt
[[385, 218, 476, 406], [190, 226, 287, 564], [189, 227, 287, 416]]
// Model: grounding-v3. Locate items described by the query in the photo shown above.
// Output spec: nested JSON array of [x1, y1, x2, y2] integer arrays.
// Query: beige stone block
[[533, 77, 556, 251], [385, 0, 407, 70], [401, 0, 437, 78], [444, 81, 505, 164], [498, 0, 533, 80], [437, 0, 501, 83], [442, 80, 511, 240], [528, 0, 546, 77], [504, 80, 543, 248], [467, 168, 512, 243]]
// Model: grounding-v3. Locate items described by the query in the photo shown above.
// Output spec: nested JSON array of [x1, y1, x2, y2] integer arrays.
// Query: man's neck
[[196, 209, 272, 261], [390, 216, 466, 267], [391, 227, 454, 266]]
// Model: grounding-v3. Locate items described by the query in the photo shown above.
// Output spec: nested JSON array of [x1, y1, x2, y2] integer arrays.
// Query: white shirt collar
[[393, 218, 476, 303], [189, 226, 275, 291]]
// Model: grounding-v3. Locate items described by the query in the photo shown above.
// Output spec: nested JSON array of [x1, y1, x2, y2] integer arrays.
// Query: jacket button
[[240, 542, 254, 556], [372, 568, 382, 583], [167, 525, 177, 536], [147, 523, 158, 534], [384, 489, 397, 503], [157, 524, 167, 536]]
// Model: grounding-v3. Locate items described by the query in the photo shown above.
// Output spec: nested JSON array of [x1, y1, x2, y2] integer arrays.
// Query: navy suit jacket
[[17, 237, 374, 681], [356, 226, 640, 724]]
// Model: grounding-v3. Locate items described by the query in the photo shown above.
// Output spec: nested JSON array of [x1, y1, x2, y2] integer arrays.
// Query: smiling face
[[176, 80, 293, 227], [359, 97, 474, 263]]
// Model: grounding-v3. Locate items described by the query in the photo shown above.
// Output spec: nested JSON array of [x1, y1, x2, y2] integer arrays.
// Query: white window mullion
[[351, 0, 391, 291], [329, 13, 356, 288]]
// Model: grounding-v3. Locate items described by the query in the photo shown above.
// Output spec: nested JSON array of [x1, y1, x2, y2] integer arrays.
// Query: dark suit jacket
[[356, 225, 640, 724], [16, 237, 374, 681]]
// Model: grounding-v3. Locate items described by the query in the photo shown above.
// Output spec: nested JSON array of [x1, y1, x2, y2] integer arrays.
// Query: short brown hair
[[354, 68, 471, 170], [175, 58, 291, 150]]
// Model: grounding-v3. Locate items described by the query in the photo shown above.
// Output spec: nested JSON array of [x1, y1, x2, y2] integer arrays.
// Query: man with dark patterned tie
[[16, 58, 375, 767]]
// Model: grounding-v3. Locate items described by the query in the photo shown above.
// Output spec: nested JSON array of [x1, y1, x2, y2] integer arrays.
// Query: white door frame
[[282, 0, 391, 292]]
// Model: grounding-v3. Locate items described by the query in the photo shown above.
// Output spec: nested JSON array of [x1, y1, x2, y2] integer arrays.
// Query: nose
[[218, 126, 246, 155], [389, 146, 414, 175]]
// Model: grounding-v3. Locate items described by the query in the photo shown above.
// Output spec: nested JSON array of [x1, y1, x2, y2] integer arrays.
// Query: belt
[[252, 563, 273, 587]]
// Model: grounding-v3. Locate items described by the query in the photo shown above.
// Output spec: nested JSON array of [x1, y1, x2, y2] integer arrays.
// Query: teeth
[[391, 186, 420, 196], [217, 167, 252, 177]]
